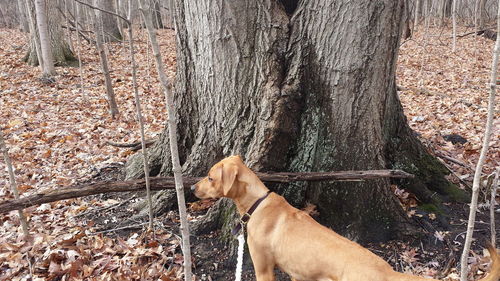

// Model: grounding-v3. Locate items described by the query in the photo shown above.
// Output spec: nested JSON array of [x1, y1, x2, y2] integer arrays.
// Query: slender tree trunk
[[17, 0, 29, 32], [460, 0, 500, 278], [93, 0, 119, 118], [138, 0, 193, 279], [74, 2, 85, 91], [64, 0, 74, 52], [452, 0, 457, 52], [414, 0, 420, 29], [0, 131, 30, 238], [34, 0, 55, 76], [96, 0, 122, 42], [491, 168, 499, 247], [23, 0, 44, 71], [151, 0, 163, 29], [475, 0, 487, 32], [126, 1, 154, 230], [126, 0, 467, 244]]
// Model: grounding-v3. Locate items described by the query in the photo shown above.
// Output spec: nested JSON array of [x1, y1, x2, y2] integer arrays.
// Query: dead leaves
[[0, 27, 180, 280], [398, 26, 499, 182], [0, 227, 181, 280]]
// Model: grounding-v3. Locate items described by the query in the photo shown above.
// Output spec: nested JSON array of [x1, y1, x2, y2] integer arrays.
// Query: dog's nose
[[190, 185, 196, 192]]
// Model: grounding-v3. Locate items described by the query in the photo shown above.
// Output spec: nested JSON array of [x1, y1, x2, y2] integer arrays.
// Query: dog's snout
[[190, 184, 197, 192]]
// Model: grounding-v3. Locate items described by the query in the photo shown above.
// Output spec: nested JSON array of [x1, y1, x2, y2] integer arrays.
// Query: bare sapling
[[452, 0, 457, 52], [91, 0, 119, 118], [74, 2, 85, 92], [137, 0, 193, 280], [459, 0, 500, 279], [127, 0, 154, 231], [474, 0, 486, 32], [491, 168, 499, 246], [34, 0, 56, 77], [23, 0, 44, 71], [414, 0, 420, 30], [73, 0, 154, 229], [64, 0, 74, 52], [0, 130, 30, 238], [16, 0, 29, 32]]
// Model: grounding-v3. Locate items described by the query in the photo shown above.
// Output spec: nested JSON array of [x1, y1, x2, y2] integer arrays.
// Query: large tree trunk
[[24, 0, 76, 66], [126, 0, 468, 243]]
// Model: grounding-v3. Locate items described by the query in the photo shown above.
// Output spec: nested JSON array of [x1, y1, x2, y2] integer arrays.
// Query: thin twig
[[0, 130, 30, 237], [459, 0, 500, 278], [105, 139, 155, 148], [490, 168, 499, 246], [73, 0, 129, 23], [73, 195, 136, 218], [127, 3, 154, 230], [91, 222, 148, 235]]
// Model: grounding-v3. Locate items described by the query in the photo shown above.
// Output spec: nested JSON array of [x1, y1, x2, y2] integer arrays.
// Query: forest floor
[[0, 24, 499, 281]]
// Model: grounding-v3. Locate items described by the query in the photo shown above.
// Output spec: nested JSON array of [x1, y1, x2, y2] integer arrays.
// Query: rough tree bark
[[24, 0, 76, 66], [125, 0, 468, 242]]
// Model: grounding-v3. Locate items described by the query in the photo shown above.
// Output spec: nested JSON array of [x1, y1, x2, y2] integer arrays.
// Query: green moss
[[418, 203, 442, 215], [220, 203, 238, 243], [442, 183, 470, 202]]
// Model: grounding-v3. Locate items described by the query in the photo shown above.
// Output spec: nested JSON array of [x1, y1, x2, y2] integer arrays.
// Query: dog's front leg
[[248, 241, 276, 281], [255, 271, 275, 281], [251, 255, 275, 281]]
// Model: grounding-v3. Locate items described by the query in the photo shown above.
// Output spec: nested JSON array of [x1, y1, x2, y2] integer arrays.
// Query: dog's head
[[191, 155, 243, 199]]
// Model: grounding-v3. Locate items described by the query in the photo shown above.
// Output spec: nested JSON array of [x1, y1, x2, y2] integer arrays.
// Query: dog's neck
[[231, 178, 269, 216]]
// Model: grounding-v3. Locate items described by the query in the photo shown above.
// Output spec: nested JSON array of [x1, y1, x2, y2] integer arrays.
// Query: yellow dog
[[191, 155, 499, 281]]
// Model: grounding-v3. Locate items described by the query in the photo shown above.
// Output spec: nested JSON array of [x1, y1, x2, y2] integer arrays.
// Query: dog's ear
[[222, 164, 238, 196]]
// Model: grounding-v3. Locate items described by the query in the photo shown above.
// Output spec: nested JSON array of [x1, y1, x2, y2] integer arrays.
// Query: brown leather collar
[[232, 191, 272, 236]]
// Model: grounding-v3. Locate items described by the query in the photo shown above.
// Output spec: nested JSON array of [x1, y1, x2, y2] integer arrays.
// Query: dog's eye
[[208, 177, 213, 182]]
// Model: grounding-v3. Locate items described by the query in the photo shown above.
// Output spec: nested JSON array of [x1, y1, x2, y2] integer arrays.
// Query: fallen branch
[[0, 170, 413, 214], [105, 139, 155, 151], [436, 152, 469, 168]]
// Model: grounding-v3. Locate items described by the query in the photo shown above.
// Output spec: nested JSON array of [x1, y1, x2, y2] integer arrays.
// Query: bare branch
[[0, 169, 414, 214], [73, 0, 129, 24]]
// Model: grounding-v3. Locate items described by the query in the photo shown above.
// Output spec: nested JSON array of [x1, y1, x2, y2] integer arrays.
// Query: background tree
[[34, 0, 55, 76], [16, 0, 29, 31], [475, 0, 487, 31], [96, 0, 122, 42], [23, 0, 76, 66], [126, 0, 468, 242], [90, 0, 119, 118], [150, 0, 163, 29]]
